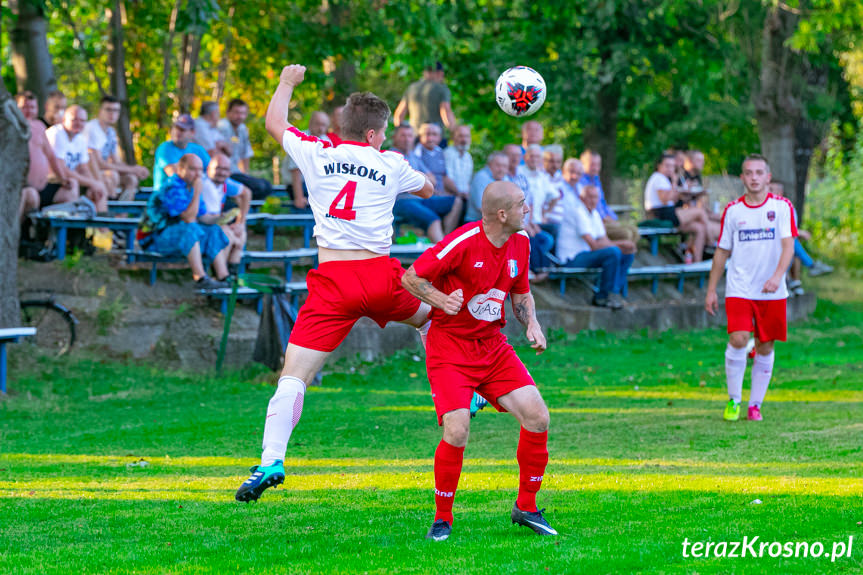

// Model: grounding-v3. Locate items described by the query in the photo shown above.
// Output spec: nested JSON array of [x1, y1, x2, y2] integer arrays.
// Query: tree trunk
[[108, 0, 136, 164], [0, 84, 30, 328], [212, 4, 235, 103], [9, 0, 57, 114], [754, 5, 800, 206], [583, 79, 622, 204], [177, 32, 202, 115], [158, 0, 182, 128]]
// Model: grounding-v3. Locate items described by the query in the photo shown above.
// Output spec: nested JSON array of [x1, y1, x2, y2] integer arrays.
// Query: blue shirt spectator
[[466, 151, 509, 222], [153, 114, 210, 191]]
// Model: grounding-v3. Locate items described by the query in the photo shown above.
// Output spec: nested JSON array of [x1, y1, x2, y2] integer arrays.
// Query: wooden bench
[[546, 260, 714, 297], [125, 250, 187, 285], [255, 214, 316, 250], [240, 248, 318, 281], [198, 281, 309, 315], [109, 199, 266, 216], [32, 215, 140, 260], [0, 328, 37, 394], [638, 226, 681, 255]]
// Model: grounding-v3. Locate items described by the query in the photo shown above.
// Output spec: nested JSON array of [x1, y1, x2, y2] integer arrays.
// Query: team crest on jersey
[[508, 259, 518, 278], [767, 210, 776, 222]]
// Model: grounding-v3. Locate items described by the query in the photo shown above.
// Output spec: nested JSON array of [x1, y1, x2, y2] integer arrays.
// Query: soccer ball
[[495, 66, 546, 117]]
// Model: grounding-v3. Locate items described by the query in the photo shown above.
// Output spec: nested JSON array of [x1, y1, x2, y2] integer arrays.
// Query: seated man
[[557, 184, 635, 310], [218, 98, 273, 199], [466, 151, 509, 222], [15, 91, 78, 221], [201, 153, 251, 274], [391, 124, 457, 242], [141, 153, 231, 290], [539, 145, 565, 239], [39, 90, 66, 129], [519, 145, 555, 274], [194, 101, 233, 158], [45, 106, 109, 212], [85, 95, 150, 201], [153, 113, 211, 192], [280, 110, 331, 210], [414, 123, 458, 196], [579, 149, 639, 243], [644, 153, 715, 262]]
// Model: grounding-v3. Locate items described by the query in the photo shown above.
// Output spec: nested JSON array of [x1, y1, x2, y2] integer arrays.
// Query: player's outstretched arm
[[705, 247, 730, 315], [266, 65, 305, 143], [512, 291, 546, 354], [402, 266, 463, 315]]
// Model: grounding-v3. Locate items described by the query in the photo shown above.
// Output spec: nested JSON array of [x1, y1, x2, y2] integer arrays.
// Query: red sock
[[433, 439, 465, 524], [516, 427, 548, 513]]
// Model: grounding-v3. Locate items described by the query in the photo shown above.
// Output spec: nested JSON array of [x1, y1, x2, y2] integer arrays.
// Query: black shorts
[[650, 206, 680, 227], [38, 183, 63, 206]]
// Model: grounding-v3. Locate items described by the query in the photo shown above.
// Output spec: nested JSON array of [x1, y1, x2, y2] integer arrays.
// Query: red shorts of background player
[[289, 256, 422, 352], [725, 297, 787, 342], [425, 326, 535, 425]]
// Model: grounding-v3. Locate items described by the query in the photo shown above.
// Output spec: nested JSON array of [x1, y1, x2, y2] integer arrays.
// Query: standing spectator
[[392, 124, 457, 242], [541, 152, 576, 241], [578, 149, 638, 244], [394, 62, 456, 137], [202, 153, 251, 275], [644, 153, 714, 262], [152, 113, 210, 192], [466, 151, 509, 222], [520, 120, 544, 157], [85, 95, 150, 201], [414, 123, 457, 196], [218, 98, 273, 199], [45, 106, 108, 212], [141, 153, 231, 289], [194, 101, 232, 158], [504, 144, 529, 194], [557, 184, 635, 310], [15, 91, 78, 219], [443, 125, 473, 199], [281, 111, 332, 210], [39, 90, 66, 128]]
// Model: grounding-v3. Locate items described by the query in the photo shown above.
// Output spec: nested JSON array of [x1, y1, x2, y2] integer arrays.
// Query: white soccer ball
[[495, 66, 546, 117]]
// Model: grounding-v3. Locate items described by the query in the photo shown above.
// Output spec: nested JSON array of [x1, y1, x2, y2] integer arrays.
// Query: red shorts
[[289, 256, 422, 352], [426, 327, 535, 425], [725, 297, 787, 342]]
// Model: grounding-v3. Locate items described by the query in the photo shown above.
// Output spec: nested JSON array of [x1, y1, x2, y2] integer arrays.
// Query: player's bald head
[[481, 180, 522, 216]]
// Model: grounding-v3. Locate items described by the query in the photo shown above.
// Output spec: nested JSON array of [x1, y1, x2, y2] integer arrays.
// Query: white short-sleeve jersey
[[282, 127, 426, 253], [46, 125, 90, 172], [718, 193, 798, 300], [644, 171, 673, 211]]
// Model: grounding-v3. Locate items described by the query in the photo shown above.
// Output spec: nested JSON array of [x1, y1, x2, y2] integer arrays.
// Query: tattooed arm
[[402, 266, 464, 316], [511, 291, 547, 354]]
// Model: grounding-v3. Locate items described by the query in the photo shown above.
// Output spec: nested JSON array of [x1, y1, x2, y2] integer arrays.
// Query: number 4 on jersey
[[328, 181, 357, 221]]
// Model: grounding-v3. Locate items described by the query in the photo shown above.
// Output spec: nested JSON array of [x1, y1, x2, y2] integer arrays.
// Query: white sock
[[416, 320, 431, 351], [749, 351, 775, 407], [725, 343, 747, 403], [261, 376, 306, 466]]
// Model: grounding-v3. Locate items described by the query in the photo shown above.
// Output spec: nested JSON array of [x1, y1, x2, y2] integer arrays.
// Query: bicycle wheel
[[20, 300, 78, 356]]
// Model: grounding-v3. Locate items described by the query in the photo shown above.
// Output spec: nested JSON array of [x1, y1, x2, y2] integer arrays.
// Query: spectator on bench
[[520, 120, 544, 159], [201, 153, 251, 275], [557, 183, 635, 310], [153, 113, 210, 192], [542, 153, 577, 242], [767, 181, 832, 295], [443, 124, 473, 200], [45, 106, 109, 213], [218, 98, 273, 200], [281, 110, 331, 211], [85, 95, 150, 201], [466, 151, 509, 222], [194, 101, 233, 158], [39, 90, 66, 129], [391, 124, 454, 242], [644, 153, 714, 262], [15, 91, 78, 221], [142, 153, 231, 290], [579, 149, 639, 244]]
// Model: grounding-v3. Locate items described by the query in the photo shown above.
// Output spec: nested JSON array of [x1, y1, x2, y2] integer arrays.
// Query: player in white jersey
[[705, 154, 797, 422], [236, 64, 435, 502]]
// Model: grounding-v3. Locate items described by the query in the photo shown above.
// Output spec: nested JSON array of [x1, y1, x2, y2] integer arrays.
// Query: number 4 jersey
[[282, 127, 426, 253]]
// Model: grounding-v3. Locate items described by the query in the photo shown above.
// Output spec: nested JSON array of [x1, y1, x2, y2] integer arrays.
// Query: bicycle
[[19, 292, 79, 356]]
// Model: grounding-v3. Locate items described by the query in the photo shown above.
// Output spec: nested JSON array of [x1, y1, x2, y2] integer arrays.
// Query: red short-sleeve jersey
[[412, 221, 531, 339]]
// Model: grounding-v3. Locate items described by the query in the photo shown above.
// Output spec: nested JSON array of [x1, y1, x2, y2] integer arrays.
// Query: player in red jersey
[[235, 65, 435, 502], [705, 154, 796, 422], [402, 180, 557, 541]]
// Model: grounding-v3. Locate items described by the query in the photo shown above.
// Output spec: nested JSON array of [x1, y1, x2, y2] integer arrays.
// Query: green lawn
[[2, 290, 862, 574]]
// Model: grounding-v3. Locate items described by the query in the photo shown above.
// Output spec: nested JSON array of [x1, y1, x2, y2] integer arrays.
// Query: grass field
[[2, 280, 863, 574]]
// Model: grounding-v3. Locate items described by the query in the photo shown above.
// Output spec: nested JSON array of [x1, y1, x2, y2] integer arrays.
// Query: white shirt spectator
[[556, 189, 606, 262], [46, 124, 89, 174], [218, 119, 254, 173], [519, 165, 553, 225], [194, 117, 227, 153], [544, 173, 566, 225], [644, 171, 674, 211], [84, 119, 117, 161], [443, 145, 473, 196]]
